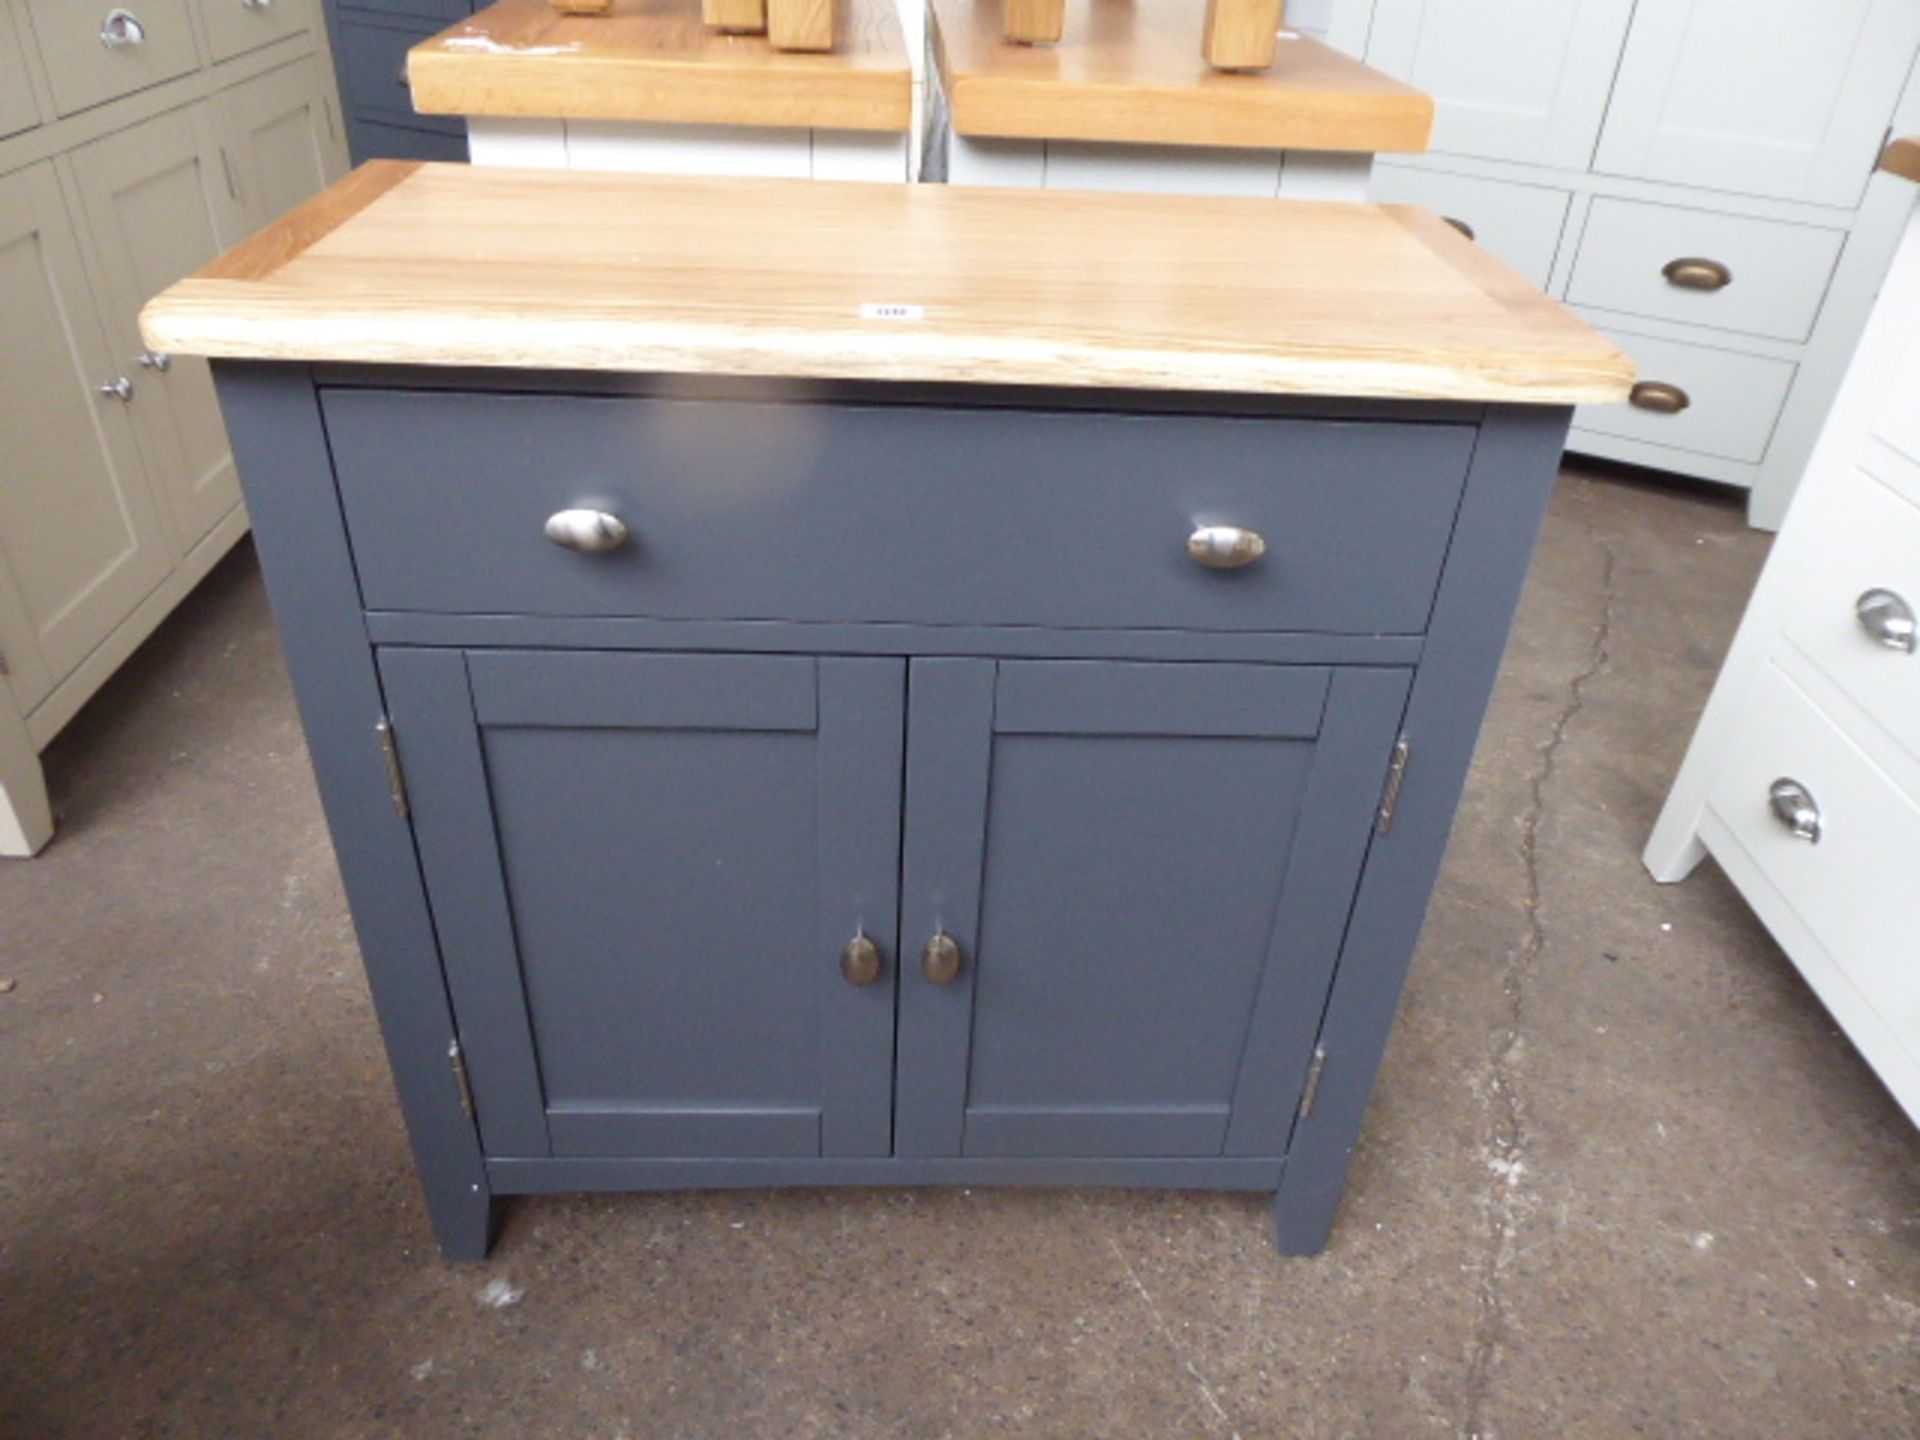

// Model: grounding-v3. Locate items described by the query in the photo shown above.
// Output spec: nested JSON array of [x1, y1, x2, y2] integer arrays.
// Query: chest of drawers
[[142, 161, 1628, 1258]]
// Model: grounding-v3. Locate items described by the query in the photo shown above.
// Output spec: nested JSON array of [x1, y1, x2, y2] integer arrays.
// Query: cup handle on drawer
[[1855, 588, 1917, 653], [1187, 525, 1266, 570], [1768, 778, 1822, 844], [1629, 381, 1690, 415], [544, 508, 629, 553], [1662, 257, 1732, 291], [100, 8, 146, 48]]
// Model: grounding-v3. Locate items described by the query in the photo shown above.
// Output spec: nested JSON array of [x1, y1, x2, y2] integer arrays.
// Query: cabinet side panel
[[212, 361, 492, 1259]]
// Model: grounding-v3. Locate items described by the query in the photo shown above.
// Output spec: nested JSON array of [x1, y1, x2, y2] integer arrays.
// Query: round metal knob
[[544, 508, 629, 553], [1768, 777, 1822, 844], [921, 932, 963, 986], [137, 349, 170, 373], [1855, 588, 1916, 654], [1187, 525, 1266, 570], [100, 8, 146, 47], [242, 0, 274, 10], [97, 376, 133, 401], [1662, 256, 1732, 292], [839, 933, 883, 987]]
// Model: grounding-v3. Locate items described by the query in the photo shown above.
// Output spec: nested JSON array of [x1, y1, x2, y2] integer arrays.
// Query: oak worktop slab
[[408, 0, 911, 130], [140, 161, 1632, 403], [932, 0, 1431, 152]]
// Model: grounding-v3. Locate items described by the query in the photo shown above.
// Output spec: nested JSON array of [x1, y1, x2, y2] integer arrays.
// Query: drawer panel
[[196, 0, 309, 62], [1368, 163, 1570, 289], [332, 15, 455, 126], [0, 1, 40, 139], [1784, 464, 1920, 771], [1568, 197, 1844, 344], [1574, 324, 1793, 464], [323, 391, 1476, 635], [344, 111, 467, 163], [27, 0, 200, 117], [1706, 662, 1920, 1063]]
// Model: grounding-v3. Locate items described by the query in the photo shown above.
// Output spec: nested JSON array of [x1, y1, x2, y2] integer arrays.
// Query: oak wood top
[[407, 0, 910, 130], [1883, 137, 1920, 185], [141, 161, 1631, 404], [933, 0, 1432, 151]]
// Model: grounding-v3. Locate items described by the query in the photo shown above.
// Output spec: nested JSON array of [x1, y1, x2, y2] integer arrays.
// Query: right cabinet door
[[1593, 0, 1920, 208], [894, 659, 1411, 1160]]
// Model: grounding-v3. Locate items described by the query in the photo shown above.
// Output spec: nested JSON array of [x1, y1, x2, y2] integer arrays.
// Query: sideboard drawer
[[1369, 163, 1571, 289], [1567, 198, 1845, 344], [1573, 325, 1793, 464], [323, 390, 1476, 635], [196, 0, 309, 63], [1705, 661, 1920, 1058], [26, 0, 200, 117], [1784, 463, 1920, 769]]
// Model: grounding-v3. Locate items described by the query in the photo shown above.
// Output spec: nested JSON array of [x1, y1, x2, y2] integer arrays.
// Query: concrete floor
[[3, 465, 1918, 1439]]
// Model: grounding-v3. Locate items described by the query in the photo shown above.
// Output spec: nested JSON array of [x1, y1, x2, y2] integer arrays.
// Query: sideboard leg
[[1270, 1180, 1338, 1257], [430, 1180, 498, 1262], [1642, 812, 1708, 883], [0, 695, 52, 857]]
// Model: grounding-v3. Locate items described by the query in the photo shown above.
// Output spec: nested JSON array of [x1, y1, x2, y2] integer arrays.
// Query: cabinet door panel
[[0, 163, 167, 694], [380, 648, 905, 1160], [1366, 0, 1633, 170], [69, 105, 248, 556], [895, 659, 1410, 1160], [1593, 0, 1920, 207], [215, 56, 348, 232], [0, 0, 40, 139]]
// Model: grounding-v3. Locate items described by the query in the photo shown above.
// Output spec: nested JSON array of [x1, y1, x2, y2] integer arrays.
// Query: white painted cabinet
[[1349, 0, 1920, 528], [1647, 167, 1920, 1128], [1594, 0, 1920, 209]]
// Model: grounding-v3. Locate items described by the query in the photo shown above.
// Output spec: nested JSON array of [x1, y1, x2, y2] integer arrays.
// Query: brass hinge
[[1375, 733, 1411, 833], [376, 716, 409, 818], [1298, 1043, 1328, 1120], [449, 1038, 476, 1118]]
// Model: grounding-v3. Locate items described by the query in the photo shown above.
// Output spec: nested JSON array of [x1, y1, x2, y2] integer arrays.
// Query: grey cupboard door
[[378, 648, 905, 1161], [1592, 0, 1920, 209], [1365, 0, 1633, 171], [0, 1, 40, 140], [893, 659, 1411, 1160], [0, 162, 169, 702], [69, 104, 250, 556], [214, 57, 349, 233]]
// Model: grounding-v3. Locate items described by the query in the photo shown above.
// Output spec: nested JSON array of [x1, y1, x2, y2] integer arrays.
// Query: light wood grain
[[553, 0, 613, 14], [408, 0, 909, 129], [934, 0, 1430, 151], [767, 0, 832, 49], [701, 0, 765, 31], [1003, 0, 1063, 45], [141, 161, 1631, 404], [1202, 0, 1282, 72], [1883, 137, 1920, 185]]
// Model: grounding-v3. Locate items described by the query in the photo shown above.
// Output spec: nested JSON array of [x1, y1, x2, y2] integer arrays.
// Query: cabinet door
[[378, 649, 905, 1160], [214, 56, 348, 232], [0, 0, 41, 139], [69, 105, 249, 556], [894, 660, 1411, 1159], [1594, 0, 1920, 208], [1366, 0, 1633, 170], [0, 163, 168, 700]]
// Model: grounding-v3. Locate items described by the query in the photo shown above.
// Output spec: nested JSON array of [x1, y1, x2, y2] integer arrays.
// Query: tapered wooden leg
[[0, 694, 52, 857], [1003, 0, 1064, 45], [1203, 0, 1283, 70], [703, 0, 767, 32], [767, 0, 832, 48]]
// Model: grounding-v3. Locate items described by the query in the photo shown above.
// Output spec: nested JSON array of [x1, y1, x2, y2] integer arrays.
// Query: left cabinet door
[[69, 104, 250, 555], [0, 162, 168, 702], [378, 648, 906, 1161]]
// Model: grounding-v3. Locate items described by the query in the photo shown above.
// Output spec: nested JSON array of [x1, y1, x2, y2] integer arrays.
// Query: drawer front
[[1785, 464, 1920, 769], [1369, 163, 1570, 289], [27, 0, 200, 117], [1574, 324, 1793, 464], [1706, 662, 1920, 1061], [197, 0, 308, 62], [324, 391, 1476, 635], [0, 2, 40, 138], [1568, 198, 1845, 344], [335, 0, 469, 24], [343, 110, 466, 163], [332, 15, 453, 126]]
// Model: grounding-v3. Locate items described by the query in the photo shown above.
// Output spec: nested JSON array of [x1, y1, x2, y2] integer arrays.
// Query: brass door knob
[[1662, 257, 1732, 291], [1629, 381, 1690, 415], [921, 932, 963, 986], [839, 932, 883, 987]]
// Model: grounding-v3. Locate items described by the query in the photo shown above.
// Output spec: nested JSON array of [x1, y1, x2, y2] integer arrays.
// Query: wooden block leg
[[0, 695, 53, 857], [1002, 0, 1063, 44], [1203, 0, 1282, 71], [703, 0, 767, 32], [768, 0, 832, 49]]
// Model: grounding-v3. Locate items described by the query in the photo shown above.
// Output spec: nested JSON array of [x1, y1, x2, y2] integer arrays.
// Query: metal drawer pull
[[840, 932, 883, 987], [137, 349, 169, 372], [1855, 588, 1917, 653], [100, 8, 145, 47], [921, 932, 963, 986], [543, 508, 629, 553], [97, 376, 133, 401], [1187, 524, 1266, 570], [1662, 257, 1732, 292], [242, 0, 274, 10], [1442, 216, 1475, 241], [1629, 381, 1690, 415], [1768, 778, 1822, 844]]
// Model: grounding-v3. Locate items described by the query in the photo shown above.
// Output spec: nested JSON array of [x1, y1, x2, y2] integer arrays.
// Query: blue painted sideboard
[[141, 162, 1631, 1259]]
